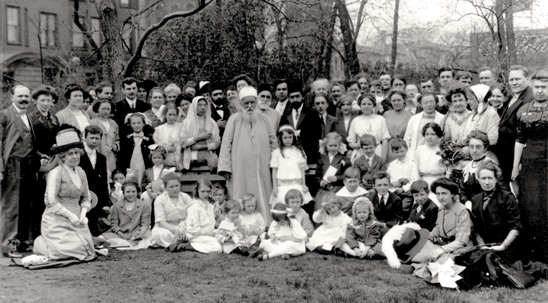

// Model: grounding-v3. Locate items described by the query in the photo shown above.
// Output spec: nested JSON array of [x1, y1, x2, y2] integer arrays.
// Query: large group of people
[[1, 66, 548, 287]]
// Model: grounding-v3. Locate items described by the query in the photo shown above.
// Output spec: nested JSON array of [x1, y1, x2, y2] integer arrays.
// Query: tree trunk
[[337, 0, 360, 79], [495, 0, 508, 70], [318, 0, 336, 78], [390, 0, 400, 72], [504, 0, 517, 66], [95, 0, 125, 97]]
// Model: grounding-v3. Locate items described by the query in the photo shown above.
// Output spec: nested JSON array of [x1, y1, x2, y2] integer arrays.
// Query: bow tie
[[215, 105, 225, 110]]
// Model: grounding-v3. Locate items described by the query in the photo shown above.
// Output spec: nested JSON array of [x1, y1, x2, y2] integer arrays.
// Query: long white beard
[[242, 109, 258, 123]]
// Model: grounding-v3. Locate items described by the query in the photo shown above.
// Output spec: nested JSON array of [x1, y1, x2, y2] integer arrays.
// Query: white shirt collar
[[378, 192, 389, 202], [12, 103, 25, 114], [84, 143, 96, 155]]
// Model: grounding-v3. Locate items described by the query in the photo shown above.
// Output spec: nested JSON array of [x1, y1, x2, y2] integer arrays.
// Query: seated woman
[[180, 96, 221, 171], [33, 125, 96, 261], [103, 181, 152, 250], [428, 178, 473, 260], [460, 130, 500, 205], [471, 161, 522, 262], [150, 173, 192, 248], [180, 179, 222, 253]]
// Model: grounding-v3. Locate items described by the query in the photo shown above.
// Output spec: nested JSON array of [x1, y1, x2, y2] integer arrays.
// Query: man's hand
[[221, 171, 231, 180], [217, 120, 227, 129]]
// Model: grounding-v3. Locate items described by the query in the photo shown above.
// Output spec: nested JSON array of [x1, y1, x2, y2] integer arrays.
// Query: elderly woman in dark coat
[[471, 161, 521, 262]]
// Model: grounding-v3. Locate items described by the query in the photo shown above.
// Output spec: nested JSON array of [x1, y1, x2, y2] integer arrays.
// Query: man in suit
[[270, 79, 291, 117], [367, 172, 403, 230], [115, 77, 151, 138], [0, 85, 37, 257], [496, 65, 534, 183], [279, 83, 309, 134], [301, 92, 337, 164], [209, 82, 231, 138], [80, 125, 110, 236]]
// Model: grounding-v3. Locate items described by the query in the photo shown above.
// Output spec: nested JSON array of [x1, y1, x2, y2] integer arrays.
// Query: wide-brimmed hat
[[51, 125, 84, 154], [382, 223, 431, 269]]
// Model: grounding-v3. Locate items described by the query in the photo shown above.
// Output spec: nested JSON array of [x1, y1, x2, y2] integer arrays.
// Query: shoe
[[7, 251, 23, 258], [282, 254, 291, 260], [235, 246, 250, 256], [249, 247, 264, 258], [258, 253, 268, 261]]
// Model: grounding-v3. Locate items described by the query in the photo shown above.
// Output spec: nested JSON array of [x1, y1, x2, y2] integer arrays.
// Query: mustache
[[19, 100, 29, 104]]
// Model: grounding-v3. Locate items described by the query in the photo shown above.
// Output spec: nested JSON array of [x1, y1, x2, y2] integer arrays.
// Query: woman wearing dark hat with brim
[[32, 125, 97, 262]]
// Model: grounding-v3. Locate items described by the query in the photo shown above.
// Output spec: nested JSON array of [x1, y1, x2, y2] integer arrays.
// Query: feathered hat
[[50, 125, 84, 154]]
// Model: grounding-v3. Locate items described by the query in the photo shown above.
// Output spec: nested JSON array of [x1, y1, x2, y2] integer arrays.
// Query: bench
[[178, 166, 226, 194]]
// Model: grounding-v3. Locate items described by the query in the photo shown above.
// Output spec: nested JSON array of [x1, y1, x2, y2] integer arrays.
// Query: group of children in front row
[[99, 124, 440, 260]]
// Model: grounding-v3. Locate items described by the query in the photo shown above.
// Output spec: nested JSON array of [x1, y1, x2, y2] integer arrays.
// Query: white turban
[[239, 86, 257, 100]]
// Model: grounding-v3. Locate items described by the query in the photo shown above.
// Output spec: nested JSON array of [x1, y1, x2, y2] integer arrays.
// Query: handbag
[[492, 254, 535, 289]]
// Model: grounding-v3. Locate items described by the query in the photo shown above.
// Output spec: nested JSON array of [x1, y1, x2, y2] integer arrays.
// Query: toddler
[[239, 194, 266, 240], [285, 189, 314, 238], [340, 197, 384, 258], [307, 193, 352, 254], [215, 200, 255, 255], [252, 203, 307, 261]]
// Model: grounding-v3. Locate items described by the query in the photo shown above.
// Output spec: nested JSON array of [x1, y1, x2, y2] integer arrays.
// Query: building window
[[120, 0, 130, 8], [72, 18, 85, 48], [7, 6, 20, 44], [91, 18, 102, 47], [40, 13, 57, 47]]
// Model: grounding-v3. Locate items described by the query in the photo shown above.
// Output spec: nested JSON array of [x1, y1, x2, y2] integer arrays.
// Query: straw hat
[[50, 125, 84, 154]]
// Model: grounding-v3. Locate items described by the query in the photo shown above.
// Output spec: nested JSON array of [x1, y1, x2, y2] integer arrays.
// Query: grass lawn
[[1, 249, 547, 303]]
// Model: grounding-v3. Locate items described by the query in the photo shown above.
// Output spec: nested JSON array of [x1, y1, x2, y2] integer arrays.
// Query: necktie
[[380, 196, 386, 206], [320, 115, 325, 126], [294, 110, 299, 124]]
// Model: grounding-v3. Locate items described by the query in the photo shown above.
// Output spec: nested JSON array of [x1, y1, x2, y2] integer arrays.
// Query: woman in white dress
[[150, 173, 192, 248], [415, 122, 446, 186], [153, 103, 183, 169], [347, 94, 391, 161]]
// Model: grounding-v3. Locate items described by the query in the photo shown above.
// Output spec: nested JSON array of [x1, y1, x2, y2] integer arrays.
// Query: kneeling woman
[[182, 179, 222, 253], [33, 125, 96, 261], [471, 161, 521, 262], [151, 173, 192, 247]]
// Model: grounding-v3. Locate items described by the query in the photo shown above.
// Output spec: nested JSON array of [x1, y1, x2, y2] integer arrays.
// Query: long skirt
[[33, 211, 95, 261]]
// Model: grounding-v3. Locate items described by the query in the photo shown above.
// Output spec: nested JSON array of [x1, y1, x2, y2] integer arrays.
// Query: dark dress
[[470, 187, 522, 262], [515, 101, 548, 262]]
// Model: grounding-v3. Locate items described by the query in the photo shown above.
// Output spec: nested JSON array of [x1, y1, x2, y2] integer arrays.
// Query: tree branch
[[73, 0, 103, 61], [123, 0, 163, 26], [122, 0, 215, 77], [261, 0, 302, 23]]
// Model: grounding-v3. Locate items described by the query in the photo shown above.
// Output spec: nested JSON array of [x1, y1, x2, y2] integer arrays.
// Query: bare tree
[[390, 0, 400, 71]]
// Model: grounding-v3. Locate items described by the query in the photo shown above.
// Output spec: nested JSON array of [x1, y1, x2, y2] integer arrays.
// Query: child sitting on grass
[[307, 193, 352, 255], [285, 189, 314, 238], [104, 181, 152, 250], [215, 200, 255, 256], [340, 197, 384, 258], [334, 167, 368, 215], [252, 203, 307, 261], [352, 134, 386, 190], [239, 193, 266, 241]]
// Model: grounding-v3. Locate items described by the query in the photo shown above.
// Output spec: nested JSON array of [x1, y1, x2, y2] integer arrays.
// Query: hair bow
[[124, 112, 152, 125], [318, 139, 348, 155], [159, 167, 177, 179]]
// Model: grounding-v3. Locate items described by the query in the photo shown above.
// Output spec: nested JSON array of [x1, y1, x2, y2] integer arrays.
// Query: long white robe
[[218, 112, 278, 224]]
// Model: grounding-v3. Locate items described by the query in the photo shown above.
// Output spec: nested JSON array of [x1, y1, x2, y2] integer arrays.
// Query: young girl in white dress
[[153, 103, 183, 169], [215, 200, 256, 255], [270, 125, 313, 205], [307, 193, 352, 254], [253, 203, 307, 261], [180, 179, 222, 253], [239, 193, 266, 242]]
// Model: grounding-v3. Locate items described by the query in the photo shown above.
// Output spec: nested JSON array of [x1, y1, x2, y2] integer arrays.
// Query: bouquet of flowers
[[437, 138, 471, 168]]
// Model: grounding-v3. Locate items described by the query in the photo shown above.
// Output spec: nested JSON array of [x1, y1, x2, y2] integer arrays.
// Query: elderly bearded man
[[218, 86, 278, 224]]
